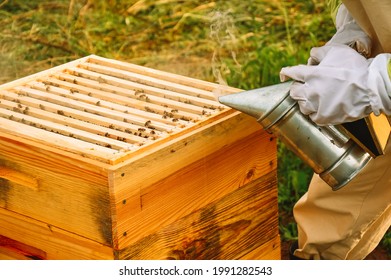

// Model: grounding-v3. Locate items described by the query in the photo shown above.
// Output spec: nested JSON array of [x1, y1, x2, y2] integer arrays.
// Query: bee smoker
[[218, 82, 372, 190]]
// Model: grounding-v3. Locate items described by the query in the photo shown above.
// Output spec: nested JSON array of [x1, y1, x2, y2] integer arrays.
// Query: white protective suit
[[281, 0, 391, 259]]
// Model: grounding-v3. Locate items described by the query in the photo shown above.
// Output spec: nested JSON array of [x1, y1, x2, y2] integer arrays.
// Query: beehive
[[0, 55, 279, 260]]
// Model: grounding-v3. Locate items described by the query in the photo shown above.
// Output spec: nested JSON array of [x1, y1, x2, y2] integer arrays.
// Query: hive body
[[0, 55, 279, 260]]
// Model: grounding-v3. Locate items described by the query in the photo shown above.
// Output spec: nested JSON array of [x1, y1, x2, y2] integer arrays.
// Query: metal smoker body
[[219, 82, 372, 190]]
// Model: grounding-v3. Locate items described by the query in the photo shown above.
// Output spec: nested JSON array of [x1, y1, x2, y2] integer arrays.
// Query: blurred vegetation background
[[1, 0, 389, 258]]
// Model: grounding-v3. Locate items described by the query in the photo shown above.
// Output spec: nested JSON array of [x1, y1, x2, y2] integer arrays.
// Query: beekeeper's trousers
[[293, 141, 391, 259]]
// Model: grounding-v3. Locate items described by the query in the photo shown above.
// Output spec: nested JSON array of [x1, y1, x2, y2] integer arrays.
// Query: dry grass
[[0, 0, 334, 87]]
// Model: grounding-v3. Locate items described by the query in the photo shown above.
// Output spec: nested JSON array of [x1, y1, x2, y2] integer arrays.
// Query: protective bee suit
[[280, 0, 391, 259]]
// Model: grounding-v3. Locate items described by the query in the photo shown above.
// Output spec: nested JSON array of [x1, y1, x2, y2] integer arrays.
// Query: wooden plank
[[112, 127, 277, 249], [80, 61, 218, 101], [0, 98, 155, 145], [29, 81, 191, 128], [115, 172, 279, 260], [0, 136, 113, 245], [87, 55, 240, 95], [0, 208, 113, 259], [15, 86, 177, 133], [107, 108, 238, 165], [68, 67, 224, 109], [0, 117, 118, 163], [0, 166, 39, 191], [40, 75, 201, 121], [53, 72, 214, 115], [0, 107, 135, 151], [0, 89, 161, 142], [0, 131, 112, 171], [239, 235, 281, 260], [0, 235, 46, 260], [0, 248, 34, 260]]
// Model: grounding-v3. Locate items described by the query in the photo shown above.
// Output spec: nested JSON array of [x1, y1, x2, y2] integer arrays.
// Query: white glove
[[308, 4, 372, 65], [280, 44, 391, 126]]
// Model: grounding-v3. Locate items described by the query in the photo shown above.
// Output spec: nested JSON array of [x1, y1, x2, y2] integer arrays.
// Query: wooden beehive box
[[0, 55, 279, 260]]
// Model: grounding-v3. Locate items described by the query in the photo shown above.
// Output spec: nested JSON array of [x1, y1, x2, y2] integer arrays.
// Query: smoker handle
[[0, 166, 39, 190]]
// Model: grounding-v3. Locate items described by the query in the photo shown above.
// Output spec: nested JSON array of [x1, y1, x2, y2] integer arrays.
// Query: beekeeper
[[279, 0, 391, 259]]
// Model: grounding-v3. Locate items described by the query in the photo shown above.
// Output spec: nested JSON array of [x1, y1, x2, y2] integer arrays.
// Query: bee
[[97, 76, 106, 84], [163, 111, 174, 118], [12, 107, 22, 113], [144, 106, 155, 113]]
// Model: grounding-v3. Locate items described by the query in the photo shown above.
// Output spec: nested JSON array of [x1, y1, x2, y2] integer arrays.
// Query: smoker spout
[[218, 82, 292, 121]]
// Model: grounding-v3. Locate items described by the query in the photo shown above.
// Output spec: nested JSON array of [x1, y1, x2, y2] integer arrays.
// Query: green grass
[[1, 0, 390, 257]]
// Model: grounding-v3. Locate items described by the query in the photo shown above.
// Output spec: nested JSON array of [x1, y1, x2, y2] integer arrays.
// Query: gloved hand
[[308, 4, 372, 65], [280, 44, 391, 126]]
